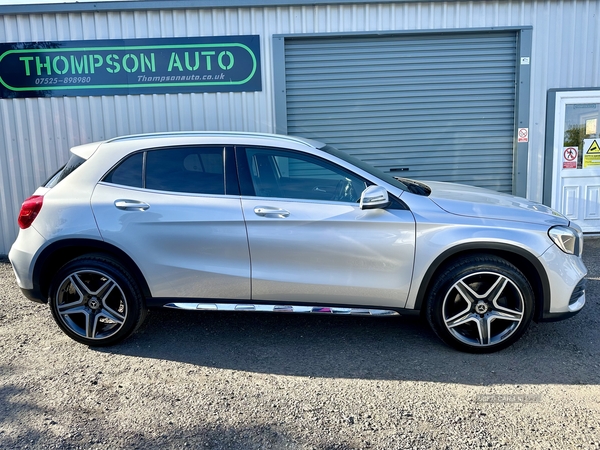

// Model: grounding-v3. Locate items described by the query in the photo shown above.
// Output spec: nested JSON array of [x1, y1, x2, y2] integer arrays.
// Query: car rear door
[[91, 146, 250, 300], [237, 146, 416, 308]]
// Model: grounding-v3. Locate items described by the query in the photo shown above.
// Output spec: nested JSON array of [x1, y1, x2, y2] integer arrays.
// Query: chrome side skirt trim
[[164, 302, 400, 316]]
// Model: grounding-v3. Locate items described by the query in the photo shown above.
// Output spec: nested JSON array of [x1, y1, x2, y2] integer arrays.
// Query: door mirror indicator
[[359, 185, 390, 210]]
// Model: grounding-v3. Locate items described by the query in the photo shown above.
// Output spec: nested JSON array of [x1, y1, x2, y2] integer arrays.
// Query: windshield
[[320, 144, 411, 192]]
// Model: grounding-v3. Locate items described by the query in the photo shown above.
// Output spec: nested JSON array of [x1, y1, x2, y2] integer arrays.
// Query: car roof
[[71, 132, 326, 160]]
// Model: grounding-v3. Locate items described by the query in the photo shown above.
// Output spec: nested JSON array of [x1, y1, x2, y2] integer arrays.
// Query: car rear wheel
[[426, 255, 534, 353], [48, 255, 147, 346]]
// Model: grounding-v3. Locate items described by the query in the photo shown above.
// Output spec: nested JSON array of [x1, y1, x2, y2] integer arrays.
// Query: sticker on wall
[[583, 139, 600, 168], [0, 35, 261, 98], [563, 147, 578, 169], [517, 128, 529, 143]]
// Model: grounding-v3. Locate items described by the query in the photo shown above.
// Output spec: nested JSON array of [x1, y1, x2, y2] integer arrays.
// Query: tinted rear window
[[145, 147, 225, 194], [103, 152, 143, 188], [44, 154, 86, 188], [102, 147, 226, 195]]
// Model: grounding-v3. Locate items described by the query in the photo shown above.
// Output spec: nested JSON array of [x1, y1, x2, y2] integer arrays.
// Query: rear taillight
[[18, 195, 44, 229]]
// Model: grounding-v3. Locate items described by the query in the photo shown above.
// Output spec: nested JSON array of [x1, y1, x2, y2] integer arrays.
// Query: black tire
[[426, 254, 534, 353], [48, 254, 147, 346]]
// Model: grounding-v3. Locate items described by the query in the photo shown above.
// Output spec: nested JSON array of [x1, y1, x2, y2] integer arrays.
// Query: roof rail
[[105, 131, 323, 148]]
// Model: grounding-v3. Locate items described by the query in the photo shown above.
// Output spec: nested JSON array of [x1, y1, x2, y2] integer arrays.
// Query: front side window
[[244, 148, 367, 203], [103, 147, 225, 195]]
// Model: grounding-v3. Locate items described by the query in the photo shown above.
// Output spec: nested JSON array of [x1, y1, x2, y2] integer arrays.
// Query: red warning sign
[[563, 147, 578, 169], [564, 147, 577, 161], [518, 128, 529, 143]]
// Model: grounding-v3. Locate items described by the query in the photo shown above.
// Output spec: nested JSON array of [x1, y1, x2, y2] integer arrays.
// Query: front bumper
[[540, 278, 586, 322], [538, 244, 587, 321]]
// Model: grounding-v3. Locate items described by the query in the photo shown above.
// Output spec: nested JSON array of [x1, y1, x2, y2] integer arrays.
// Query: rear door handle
[[253, 206, 290, 218], [114, 199, 150, 211]]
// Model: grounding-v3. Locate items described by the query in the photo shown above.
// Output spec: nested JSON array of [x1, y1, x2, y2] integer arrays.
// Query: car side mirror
[[359, 185, 390, 210]]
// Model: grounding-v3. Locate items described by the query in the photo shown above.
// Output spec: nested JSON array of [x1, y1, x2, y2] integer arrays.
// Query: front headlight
[[548, 225, 583, 256]]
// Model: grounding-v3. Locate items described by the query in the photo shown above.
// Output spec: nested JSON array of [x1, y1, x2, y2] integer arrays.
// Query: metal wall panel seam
[[0, 105, 14, 253]]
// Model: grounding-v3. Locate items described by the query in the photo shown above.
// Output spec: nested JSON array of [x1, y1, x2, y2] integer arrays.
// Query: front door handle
[[253, 206, 290, 218], [115, 199, 150, 211]]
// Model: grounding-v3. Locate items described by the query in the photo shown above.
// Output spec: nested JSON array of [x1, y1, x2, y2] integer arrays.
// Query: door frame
[[543, 89, 600, 220]]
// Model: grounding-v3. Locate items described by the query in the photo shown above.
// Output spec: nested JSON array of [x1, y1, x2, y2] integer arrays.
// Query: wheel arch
[[33, 238, 152, 303], [414, 243, 550, 322]]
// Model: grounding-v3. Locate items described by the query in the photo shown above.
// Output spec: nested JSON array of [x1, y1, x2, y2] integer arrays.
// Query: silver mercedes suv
[[9, 132, 587, 352]]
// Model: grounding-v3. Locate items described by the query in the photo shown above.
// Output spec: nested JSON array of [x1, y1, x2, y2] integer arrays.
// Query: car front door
[[91, 146, 250, 300], [237, 146, 416, 308]]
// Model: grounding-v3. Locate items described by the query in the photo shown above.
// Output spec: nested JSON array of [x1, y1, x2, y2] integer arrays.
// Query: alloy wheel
[[55, 269, 128, 340], [441, 271, 525, 347]]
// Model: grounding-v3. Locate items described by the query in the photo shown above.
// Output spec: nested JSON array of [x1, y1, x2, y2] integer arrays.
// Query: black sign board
[[0, 35, 261, 98]]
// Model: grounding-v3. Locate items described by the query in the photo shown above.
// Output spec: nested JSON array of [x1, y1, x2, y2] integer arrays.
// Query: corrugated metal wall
[[1, 0, 599, 254]]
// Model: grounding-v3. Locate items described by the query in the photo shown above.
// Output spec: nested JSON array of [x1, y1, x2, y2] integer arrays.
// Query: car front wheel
[[426, 255, 534, 353], [48, 255, 147, 346]]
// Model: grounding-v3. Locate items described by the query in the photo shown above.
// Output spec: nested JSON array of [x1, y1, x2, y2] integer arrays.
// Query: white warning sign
[[517, 128, 529, 143]]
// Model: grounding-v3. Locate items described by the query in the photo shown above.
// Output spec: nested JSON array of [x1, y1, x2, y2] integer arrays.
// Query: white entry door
[[550, 91, 600, 233]]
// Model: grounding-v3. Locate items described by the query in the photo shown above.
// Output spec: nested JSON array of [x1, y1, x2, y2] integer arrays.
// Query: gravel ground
[[1, 239, 600, 450]]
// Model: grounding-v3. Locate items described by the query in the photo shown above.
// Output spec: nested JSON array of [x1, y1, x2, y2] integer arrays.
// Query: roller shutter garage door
[[282, 32, 518, 193]]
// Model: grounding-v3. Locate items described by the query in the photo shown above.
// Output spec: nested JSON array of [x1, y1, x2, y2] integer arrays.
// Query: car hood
[[424, 181, 569, 226]]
